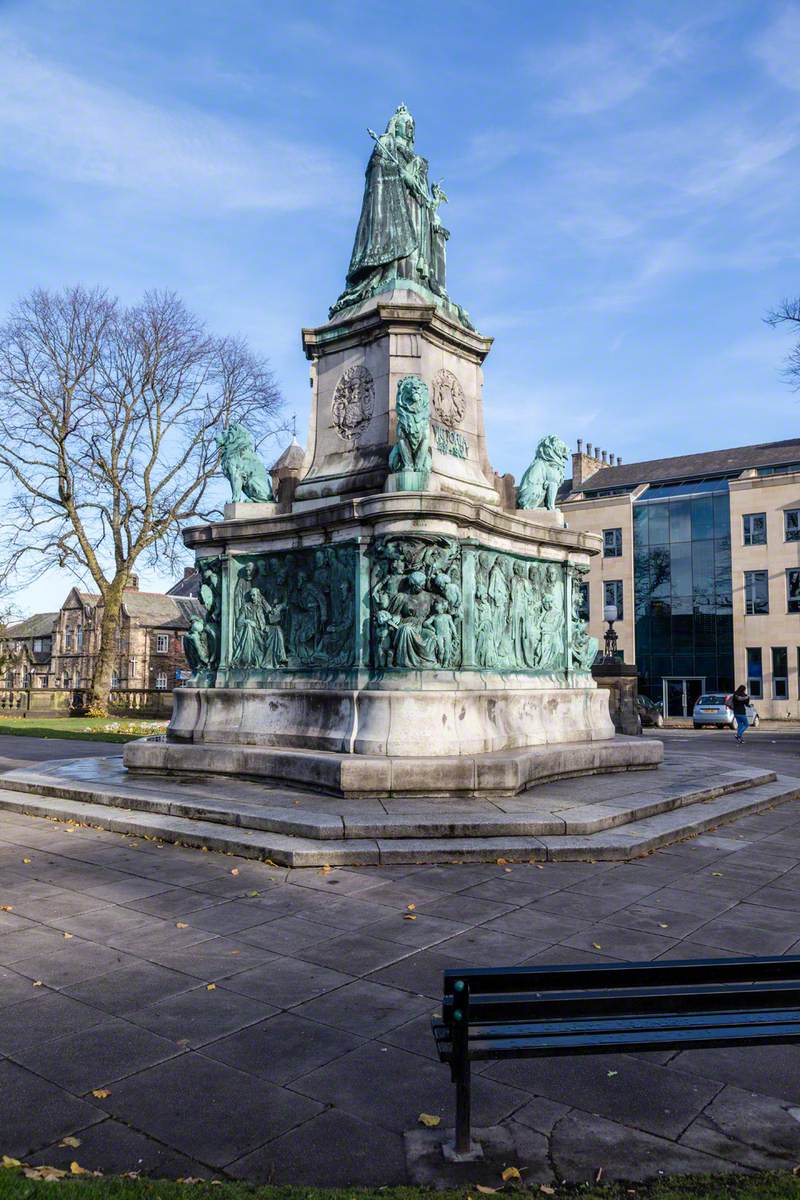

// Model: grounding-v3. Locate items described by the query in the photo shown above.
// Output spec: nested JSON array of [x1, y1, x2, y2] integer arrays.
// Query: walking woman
[[731, 685, 750, 745]]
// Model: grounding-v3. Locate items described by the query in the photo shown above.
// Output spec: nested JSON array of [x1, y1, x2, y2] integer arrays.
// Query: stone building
[[2, 580, 201, 694], [2, 612, 58, 688], [559, 436, 800, 720]]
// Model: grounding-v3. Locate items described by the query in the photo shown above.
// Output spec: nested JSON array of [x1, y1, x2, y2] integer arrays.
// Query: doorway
[[663, 677, 705, 719]]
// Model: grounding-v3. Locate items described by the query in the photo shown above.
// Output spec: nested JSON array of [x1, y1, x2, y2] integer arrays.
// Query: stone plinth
[[592, 659, 641, 736]]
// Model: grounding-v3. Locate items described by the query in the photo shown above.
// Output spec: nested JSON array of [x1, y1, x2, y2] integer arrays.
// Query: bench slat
[[442, 954, 800, 997], [466, 1007, 800, 1039]]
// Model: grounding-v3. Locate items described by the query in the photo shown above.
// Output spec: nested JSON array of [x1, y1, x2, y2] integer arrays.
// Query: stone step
[[0, 774, 796, 867], [0, 763, 776, 841]]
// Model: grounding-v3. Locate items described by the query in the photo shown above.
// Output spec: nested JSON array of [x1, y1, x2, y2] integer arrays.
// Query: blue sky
[[4, 0, 800, 613]]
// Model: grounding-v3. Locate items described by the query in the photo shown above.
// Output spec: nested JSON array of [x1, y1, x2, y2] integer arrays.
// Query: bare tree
[[766, 298, 800, 390], [0, 286, 281, 714]]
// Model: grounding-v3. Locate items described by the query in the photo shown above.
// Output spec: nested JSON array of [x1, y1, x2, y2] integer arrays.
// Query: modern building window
[[603, 528, 622, 558], [747, 647, 763, 699], [156, 634, 169, 654], [604, 579, 624, 620], [787, 570, 800, 614], [772, 646, 788, 699], [576, 579, 590, 622], [744, 570, 769, 615], [743, 513, 766, 546], [785, 510, 800, 542], [155, 671, 168, 690]]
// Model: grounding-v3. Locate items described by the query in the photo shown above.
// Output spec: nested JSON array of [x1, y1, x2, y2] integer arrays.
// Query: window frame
[[155, 671, 169, 690], [787, 569, 800, 614], [772, 646, 789, 700], [155, 633, 170, 654], [743, 512, 767, 546], [746, 646, 763, 699], [602, 528, 623, 558], [744, 570, 769, 615], [603, 579, 624, 621], [785, 509, 800, 542]]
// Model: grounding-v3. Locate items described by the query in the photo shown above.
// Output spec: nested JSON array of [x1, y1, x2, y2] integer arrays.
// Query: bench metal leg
[[455, 1060, 471, 1155]]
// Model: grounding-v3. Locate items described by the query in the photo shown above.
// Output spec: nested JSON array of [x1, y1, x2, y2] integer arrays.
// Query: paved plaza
[[3, 731, 800, 1184]]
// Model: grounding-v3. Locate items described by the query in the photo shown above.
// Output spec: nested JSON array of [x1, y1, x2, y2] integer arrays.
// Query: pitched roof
[[167, 571, 200, 598], [121, 591, 201, 628], [569, 437, 800, 496], [272, 436, 305, 472], [4, 612, 58, 639]]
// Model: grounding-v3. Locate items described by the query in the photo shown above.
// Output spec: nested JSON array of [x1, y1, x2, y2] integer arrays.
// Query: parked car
[[692, 693, 760, 730], [636, 695, 664, 728]]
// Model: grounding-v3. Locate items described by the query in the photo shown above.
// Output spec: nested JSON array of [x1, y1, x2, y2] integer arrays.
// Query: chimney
[[601, 450, 608, 464], [617, 456, 623, 465], [127, 574, 139, 591], [609, 453, 615, 466], [183, 566, 195, 579], [572, 438, 607, 489]]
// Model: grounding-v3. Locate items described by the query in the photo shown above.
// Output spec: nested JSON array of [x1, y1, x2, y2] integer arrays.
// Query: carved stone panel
[[370, 535, 462, 670], [188, 555, 224, 680], [331, 365, 374, 441], [473, 549, 567, 672], [431, 368, 465, 428], [229, 544, 357, 672]]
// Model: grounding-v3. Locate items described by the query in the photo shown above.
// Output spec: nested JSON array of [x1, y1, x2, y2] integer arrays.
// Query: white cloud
[[0, 35, 351, 213], [529, 20, 696, 116], [754, 6, 800, 90]]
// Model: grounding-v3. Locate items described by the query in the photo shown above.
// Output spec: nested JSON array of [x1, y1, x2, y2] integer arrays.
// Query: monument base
[[124, 730, 661, 799]]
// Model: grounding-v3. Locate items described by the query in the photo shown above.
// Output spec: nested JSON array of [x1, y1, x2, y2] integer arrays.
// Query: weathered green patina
[[329, 105, 474, 329], [188, 538, 596, 684], [433, 423, 468, 459], [217, 423, 274, 503], [517, 434, 570, 511], [388, 376, 432, 487]]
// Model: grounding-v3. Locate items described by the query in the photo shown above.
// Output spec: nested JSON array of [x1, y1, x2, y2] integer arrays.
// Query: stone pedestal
[[126, 294, 662, 798], [592, 659, 641, 736]]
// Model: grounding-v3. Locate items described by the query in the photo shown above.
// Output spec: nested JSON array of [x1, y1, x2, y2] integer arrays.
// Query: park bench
[[432, 954, 800, 1158]]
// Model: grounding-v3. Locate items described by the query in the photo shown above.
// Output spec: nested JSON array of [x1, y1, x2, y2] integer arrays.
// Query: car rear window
[[697, 695, 727, 705]]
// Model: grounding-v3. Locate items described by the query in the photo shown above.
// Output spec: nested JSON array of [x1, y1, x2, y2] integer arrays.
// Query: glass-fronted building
[[559, 437, 800, 719]]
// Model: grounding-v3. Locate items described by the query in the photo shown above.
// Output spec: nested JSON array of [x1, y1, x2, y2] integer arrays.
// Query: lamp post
[[603, 604, 618, 660]]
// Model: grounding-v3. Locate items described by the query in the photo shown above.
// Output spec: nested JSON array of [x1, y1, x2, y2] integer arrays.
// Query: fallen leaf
[[70, 1161, 89, 1175], [711, 872, 723, 877], [496, 858, 508, 865], [1, 1157, 22, 1169], [246, 891, 260, 898], [59, 1137, 81, 1148], [206, 983, 216, 991], [178, 1177, 206, 1184], [321, 865, 332, 874], [592, 943, 602, 950], [22, 858, 31, 864], [502, 1167, 522, 1182], [176, 1038, 190, 1047], [201, 847, 209, 852], [230, 868, 239, 876], [504, 868, 512, 873], [32, 980, 43, 987], [595, 1167, 605, 1183], [406, 903, 416, 911], [23, 1166, 67, 1181], [658, 923, 669, 929], [403, 914, 417, 921], [539, 1187, 555, 1196], [0, 905, 13, 912], [63, 932, 74, 939], [418, 1112, 441, 1127], [91, 1088, 111, 1099], [176, 922, 189, 929], [607, 1070, 618, 1077], [476, 1186, 498, 1194]]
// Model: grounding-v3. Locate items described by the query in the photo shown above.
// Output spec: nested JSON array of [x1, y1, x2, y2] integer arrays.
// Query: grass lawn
[[2, 1173, 800, 1200], [0, 716, 167, 744]]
